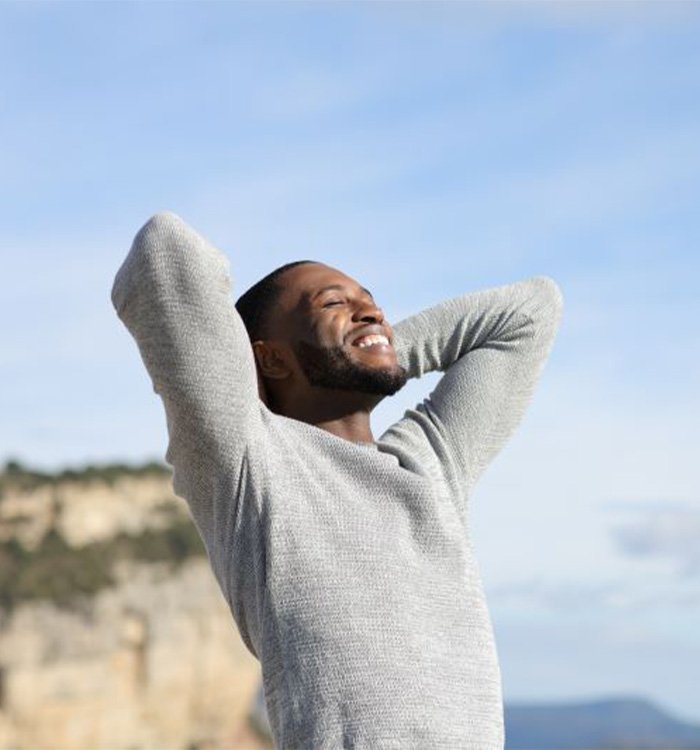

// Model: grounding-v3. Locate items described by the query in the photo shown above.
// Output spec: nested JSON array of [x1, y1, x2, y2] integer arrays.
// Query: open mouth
[[351, 333, 391, 349]]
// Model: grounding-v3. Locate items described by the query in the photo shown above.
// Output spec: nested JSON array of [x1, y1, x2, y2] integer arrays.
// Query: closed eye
[[322, 299, 344, 308]]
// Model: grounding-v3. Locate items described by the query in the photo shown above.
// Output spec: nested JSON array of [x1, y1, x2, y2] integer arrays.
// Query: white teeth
[[356, 334, 389, 348]]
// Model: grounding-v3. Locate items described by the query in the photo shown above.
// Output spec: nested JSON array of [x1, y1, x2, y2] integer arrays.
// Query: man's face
[[267, 263, 408, 396]]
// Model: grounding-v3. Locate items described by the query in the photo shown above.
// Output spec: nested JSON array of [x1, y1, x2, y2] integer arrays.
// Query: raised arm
[[111, 213, 263, 544], [389, 276, 563, 495]]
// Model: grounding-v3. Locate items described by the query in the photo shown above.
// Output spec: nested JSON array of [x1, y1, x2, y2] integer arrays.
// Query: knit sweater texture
[[111, 213, 563, 750]]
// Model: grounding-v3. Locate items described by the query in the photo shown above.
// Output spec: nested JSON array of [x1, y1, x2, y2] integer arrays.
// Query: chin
[[348, 362, 409, 397], [294, 340, 408, 397]]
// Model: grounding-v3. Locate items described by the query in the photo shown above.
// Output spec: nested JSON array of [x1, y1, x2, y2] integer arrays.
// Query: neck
[[273, 388, 380, 443], [315, 411, 375, 443]]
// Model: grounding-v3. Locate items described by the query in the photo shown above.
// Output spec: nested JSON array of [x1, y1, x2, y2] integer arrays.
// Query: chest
[[261, 440, 470, 607]]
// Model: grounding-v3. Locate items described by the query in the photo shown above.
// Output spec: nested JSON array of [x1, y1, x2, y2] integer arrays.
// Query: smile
[[353, 334, 390, 349]]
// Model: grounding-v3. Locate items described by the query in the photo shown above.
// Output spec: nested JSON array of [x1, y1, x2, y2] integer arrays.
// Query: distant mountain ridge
[[505, 697, 700, 749]]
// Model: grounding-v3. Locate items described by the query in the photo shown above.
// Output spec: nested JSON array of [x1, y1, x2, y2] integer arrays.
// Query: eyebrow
[[310, 284, 374, 301]]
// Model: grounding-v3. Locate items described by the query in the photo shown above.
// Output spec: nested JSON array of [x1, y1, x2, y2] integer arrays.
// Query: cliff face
[[0, 471, 186, 550], [0, 466, 269, 750]]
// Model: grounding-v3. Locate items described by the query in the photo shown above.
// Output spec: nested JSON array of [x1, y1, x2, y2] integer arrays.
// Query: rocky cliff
[[0, 462, 269, 750]]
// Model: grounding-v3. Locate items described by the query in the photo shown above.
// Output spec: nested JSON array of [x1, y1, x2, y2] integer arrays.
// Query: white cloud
[[490, 571, 700, 614], [612, 504, 700, 576]]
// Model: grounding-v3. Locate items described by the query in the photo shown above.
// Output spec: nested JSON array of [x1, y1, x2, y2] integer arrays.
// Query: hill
[[505, 697, 700, 749]]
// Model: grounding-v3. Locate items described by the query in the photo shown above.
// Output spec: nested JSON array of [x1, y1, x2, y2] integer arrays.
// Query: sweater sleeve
[[390, 276, 563, 494], [111, 212, 264, 548]]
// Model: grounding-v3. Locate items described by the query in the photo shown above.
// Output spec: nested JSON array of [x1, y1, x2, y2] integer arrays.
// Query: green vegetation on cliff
[[0, 460, 205, 613], [0, 518, 206, 613], [0, 458, 171, 497]]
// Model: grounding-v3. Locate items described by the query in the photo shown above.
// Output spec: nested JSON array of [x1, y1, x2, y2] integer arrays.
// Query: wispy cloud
[[612, 504, 700, 577], [491, 572, 700, 614]]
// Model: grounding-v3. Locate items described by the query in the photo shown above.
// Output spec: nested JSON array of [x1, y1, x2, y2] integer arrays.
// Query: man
[[112, 212, 563, 749]]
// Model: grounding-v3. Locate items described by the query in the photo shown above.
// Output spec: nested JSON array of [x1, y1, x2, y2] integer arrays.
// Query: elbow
[[111, 211, 184, 316], [525, 276, 564, 336], [534, 276, 564, 314], [133, 211, 188, 258]]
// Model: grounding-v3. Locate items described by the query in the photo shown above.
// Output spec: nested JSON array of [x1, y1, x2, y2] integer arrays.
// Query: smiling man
[[112, 213, 563, 750], [236, 260, 409, 441]]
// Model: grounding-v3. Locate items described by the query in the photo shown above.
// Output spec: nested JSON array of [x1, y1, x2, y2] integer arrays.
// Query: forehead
[[277, 263, 370, 309]]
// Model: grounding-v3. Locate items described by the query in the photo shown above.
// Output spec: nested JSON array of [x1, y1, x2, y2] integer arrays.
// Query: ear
[[252, 340, 292, 381], [254, 365, 270, 406]]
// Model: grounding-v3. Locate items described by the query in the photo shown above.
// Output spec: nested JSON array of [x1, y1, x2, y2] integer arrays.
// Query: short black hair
[[235, 260, 316, 341]]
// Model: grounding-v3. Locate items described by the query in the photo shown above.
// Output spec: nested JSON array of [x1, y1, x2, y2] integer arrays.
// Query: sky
[[1, 0, 699, 723]]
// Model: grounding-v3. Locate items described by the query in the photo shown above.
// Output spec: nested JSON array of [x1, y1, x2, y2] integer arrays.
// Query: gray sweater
[[112, 213, 563, 750]]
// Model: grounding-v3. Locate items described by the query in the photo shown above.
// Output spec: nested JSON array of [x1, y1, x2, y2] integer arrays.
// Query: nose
[[352, 298, 384, 324]]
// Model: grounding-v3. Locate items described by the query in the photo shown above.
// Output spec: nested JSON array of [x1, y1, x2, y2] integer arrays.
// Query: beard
[[293, 340, 408, 396]]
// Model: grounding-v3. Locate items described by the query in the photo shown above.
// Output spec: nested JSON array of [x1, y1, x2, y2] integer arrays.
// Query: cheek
[[309, 316, 345, 346]]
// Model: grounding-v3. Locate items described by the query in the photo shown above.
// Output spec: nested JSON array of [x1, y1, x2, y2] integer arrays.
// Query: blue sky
[[1, 1, 699, 722]]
